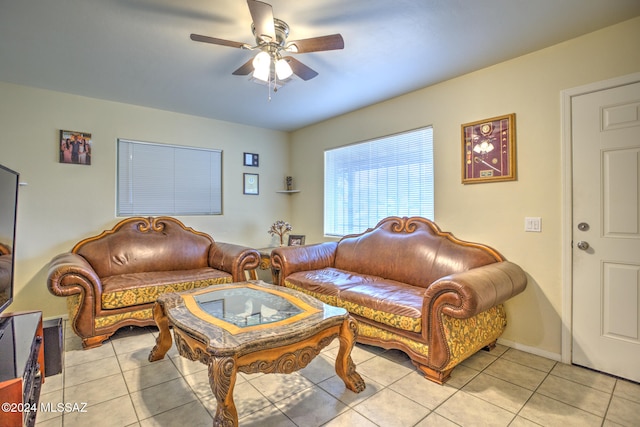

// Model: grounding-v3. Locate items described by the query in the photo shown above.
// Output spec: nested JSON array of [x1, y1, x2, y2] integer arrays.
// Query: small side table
[[247, 247, 279, 284]]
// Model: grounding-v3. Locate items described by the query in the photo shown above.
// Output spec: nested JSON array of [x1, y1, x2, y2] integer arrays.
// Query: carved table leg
[[209, 356, 239, 427], [335, 316, 366, 393], [148, 302, 172, 362]]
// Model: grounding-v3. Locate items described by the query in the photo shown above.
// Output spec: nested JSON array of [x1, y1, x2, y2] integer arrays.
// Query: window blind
[[324, 127, 434, 236], [117, 139, 222, 216]]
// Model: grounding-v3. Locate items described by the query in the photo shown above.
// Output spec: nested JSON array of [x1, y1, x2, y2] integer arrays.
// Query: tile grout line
[[509, 360, 557, 426], [601, 380, 616, 427]]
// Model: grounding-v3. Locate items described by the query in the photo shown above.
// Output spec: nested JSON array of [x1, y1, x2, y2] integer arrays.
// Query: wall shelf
[[276, 190, 300, 194]]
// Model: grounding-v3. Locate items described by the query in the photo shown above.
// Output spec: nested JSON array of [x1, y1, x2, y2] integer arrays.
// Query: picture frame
[[461, 113, 516, 184], [243, 173, 259, 195], [60, 130, 92, 165], [243, 152, 259, 167], [288, 235, 305, 246]]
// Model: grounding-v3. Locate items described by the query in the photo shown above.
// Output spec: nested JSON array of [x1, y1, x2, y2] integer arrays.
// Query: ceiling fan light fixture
[[252, 51, 271, 81], [275, 58, 293, 80]]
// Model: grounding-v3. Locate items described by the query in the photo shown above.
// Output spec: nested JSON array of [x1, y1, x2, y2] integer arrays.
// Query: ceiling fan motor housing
[[252, 18, 289, 47]]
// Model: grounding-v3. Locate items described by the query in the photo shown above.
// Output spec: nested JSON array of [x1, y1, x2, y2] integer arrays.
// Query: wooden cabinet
[[0, 311, 45, 427]]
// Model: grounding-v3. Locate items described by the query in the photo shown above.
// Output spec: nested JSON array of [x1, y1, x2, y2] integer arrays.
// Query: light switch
[[525, 217, 542, 232]]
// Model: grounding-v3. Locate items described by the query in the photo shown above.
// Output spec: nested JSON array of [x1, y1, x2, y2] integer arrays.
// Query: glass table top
[[194, 286, 303, 328], [173, 282, 338, 336], [159, 282, 349, 352]]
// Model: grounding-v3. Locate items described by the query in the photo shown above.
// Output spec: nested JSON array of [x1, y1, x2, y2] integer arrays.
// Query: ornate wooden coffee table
[[148, 281, 365, 427]]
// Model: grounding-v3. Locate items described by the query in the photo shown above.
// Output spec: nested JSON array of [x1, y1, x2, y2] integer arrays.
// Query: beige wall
[[289, 17, 640, 358], [0, 84, 290, 318]]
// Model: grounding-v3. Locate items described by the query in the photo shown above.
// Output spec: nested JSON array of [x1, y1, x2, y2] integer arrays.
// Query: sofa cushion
[[101, 268, 231, 309], [285, 267, 423, 333], [338, 282, 424, 333], [285, 267, 367, 304]]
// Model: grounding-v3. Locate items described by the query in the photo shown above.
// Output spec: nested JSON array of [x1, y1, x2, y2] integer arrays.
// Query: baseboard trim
[[498, 338, 561, 362]]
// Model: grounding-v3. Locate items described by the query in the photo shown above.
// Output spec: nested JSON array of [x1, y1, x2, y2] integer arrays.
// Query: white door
[[571, 81, 640, 382]]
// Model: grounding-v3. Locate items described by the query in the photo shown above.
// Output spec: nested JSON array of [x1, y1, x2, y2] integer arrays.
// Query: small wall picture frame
[[461, 113, 516, 184], [243, 173, 259, 195], [288, 235, 306, 246], [60, 130, 92, 165], [243, 152, 259, 167]]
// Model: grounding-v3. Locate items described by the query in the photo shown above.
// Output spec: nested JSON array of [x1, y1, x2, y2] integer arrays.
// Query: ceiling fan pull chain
[[273, 69, 278, 95]]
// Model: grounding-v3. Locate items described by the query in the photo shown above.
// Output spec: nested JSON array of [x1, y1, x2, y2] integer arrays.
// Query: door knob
[[576, 241, 590, 250]]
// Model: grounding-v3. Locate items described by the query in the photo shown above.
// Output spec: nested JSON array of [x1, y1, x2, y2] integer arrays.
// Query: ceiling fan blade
[[247, 0, 275, 43], [286, 34, 344, 53], [284, 57, 318, 81], [190, 33, 246, 49], [232, 58, 255, 76]]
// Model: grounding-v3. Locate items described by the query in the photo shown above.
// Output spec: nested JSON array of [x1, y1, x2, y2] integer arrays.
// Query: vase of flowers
[[268, 220, 292, 246]]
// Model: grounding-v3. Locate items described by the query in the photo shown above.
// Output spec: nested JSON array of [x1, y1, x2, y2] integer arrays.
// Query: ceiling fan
[[190, 0, 344, 85]]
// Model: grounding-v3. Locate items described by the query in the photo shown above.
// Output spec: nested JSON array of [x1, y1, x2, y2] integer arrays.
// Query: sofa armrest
[[47, 252, 104, 339], [422, 260, 527, 371], [424, 261, 527, 319], [271, 242, 338, 286], [209, 242, 260, 282], [47, 252, 103, 298]]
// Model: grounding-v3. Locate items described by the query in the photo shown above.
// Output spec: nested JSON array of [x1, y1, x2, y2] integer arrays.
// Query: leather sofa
[[48, 216, 260, 349], [271, 216, 527, 384]]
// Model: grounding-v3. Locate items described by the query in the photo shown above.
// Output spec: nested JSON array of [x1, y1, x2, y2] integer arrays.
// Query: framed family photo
[[60, 130, 92, 165], [461, 113, 516, 184], [288, 235, 305, 246]]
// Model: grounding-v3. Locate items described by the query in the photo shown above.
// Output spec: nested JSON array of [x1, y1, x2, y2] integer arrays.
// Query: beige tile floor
[[34, 323, 640, 427]]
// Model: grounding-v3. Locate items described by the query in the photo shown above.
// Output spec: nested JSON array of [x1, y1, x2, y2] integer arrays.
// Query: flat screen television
[[0, 164, 19, 315]]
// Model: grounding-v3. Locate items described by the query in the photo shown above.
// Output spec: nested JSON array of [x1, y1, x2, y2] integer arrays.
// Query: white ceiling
[[1, 0, 639, 132]]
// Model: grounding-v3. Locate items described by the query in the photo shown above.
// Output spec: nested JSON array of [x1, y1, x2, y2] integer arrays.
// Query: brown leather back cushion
[[334, 218, 500, 288], [75, 219, 212, 277]]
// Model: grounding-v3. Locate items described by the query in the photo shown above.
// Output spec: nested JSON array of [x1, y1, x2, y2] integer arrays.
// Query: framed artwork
[[243, 173, 259, 195], [288, 235, 305, 246], [60, 130, 92, 165], [244, 152, 259, 167], [461, 113, 516, 184]]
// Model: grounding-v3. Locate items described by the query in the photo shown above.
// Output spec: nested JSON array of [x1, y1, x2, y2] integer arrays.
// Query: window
[[117, 139, 222, 216], [324, 127, 434, 236]]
